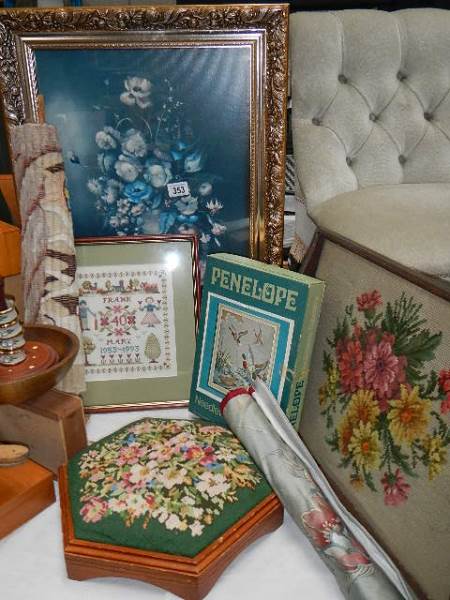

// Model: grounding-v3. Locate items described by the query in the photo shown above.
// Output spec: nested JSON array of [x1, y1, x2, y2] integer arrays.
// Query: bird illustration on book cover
[[209, 306, 278, 393]]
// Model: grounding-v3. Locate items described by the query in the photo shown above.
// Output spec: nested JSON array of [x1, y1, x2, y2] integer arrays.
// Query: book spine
[[189, 258, 226, 425], [285, 282, 325, 430]]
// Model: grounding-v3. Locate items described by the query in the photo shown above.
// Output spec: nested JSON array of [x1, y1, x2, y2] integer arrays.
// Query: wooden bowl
[[0, 325, 79, 405]]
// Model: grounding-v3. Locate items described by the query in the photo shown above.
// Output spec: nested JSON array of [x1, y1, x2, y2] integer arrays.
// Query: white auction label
[[167, 181, 190, 198]]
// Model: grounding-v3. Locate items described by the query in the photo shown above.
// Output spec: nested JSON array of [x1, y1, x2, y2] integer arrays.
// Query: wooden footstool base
[[59, 467, 282, 600], [58, 416, 284, 600]]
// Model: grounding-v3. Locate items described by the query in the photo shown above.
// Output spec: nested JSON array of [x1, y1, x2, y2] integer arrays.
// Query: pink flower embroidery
[[89, 467, 106, 483], [199, 446, 217, 466], [381, 332, 396, 347], [76, 419, 263, 534], [352, 323, 363, 339], [363, 340, 406, 407], [357, 290, 382, 312], [80, 497, 108, 523], [438, 372, 450, 412], [338, 339, 364, 393], [381, 469, 411, 506], [184, 445, 204, 461], [365, 328, 380, 348], [438, 369, 450, 394], [148, 445, 175, 462], [117, 443, 146, 466], [145, 494, 155, 508], [440, 394, 450, 415]]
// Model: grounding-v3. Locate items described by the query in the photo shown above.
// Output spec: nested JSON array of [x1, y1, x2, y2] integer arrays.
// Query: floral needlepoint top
[[320, 291, 449, 507], [69, 419, 272, 556]]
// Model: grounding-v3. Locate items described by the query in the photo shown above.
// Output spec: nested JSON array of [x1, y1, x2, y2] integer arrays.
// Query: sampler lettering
[[76, 263, 177, 382], [211, 266, 298, 311]]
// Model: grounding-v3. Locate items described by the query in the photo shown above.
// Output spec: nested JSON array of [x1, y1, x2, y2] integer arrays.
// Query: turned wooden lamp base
[[59, 466, 283, 600]]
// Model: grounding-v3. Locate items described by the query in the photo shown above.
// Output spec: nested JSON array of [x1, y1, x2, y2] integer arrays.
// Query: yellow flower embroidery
[[348, 422, 381, 470], [388, 385, 431, 444], [319, 364, 339, 406], [338, 391, 379, 457], [424, 435, 447, 480], [347, 389, 380, 427], [319, 383, 328, 406], [329, 365, 339, 385]]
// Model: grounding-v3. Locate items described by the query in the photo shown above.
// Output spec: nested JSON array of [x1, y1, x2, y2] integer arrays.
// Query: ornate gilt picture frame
[[0, 5, 289, 268]]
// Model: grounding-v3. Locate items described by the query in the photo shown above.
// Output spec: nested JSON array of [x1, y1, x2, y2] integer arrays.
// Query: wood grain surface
[[0, 459, 54, 539], [0, 389, 87, 473], [0, 325, 79, 405]]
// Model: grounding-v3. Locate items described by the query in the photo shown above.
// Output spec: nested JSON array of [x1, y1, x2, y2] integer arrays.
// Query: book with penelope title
[[189, 253, 325, 430]]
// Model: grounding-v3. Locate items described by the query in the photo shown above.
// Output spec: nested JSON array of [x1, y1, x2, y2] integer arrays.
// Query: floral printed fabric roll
[[10, 123, 85, 393], [221, 380, 416, 600]]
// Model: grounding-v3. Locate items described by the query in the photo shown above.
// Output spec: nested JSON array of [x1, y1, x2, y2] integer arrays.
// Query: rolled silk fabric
[[221, 380, 416, 600]]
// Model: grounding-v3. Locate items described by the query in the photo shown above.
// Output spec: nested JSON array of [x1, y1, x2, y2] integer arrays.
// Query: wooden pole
[[37, 95, 45, 125]]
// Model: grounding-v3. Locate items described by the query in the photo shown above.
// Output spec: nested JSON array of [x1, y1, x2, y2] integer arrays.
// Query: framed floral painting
[[0, 5, 289, 272], [75, 235, 200, 412]]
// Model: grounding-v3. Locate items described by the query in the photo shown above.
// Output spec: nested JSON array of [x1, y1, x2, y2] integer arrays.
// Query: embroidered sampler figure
[[140, 297, 161, 327], [77, 264, 176, 382], [79, 300, 97, 331]]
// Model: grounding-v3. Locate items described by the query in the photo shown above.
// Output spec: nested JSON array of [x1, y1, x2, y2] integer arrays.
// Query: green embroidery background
[[68, 418, 272, 557]]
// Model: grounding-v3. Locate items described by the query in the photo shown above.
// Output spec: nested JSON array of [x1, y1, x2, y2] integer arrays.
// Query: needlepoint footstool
[[59, 418, 283, 600]]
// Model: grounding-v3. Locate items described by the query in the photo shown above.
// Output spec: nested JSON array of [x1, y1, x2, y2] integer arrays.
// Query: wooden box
[[59, 466, 282, 600], [0, 459, 55, 539], [0, 220, 20, 276], [0, 174, 19, 226], [0, 389, 87, 473]]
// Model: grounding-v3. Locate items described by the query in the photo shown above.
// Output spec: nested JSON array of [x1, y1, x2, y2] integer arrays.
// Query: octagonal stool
[[59, 417, 283, 600]]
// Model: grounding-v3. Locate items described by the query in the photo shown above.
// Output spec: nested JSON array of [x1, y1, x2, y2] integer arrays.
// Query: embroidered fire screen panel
[[300, 241, 450, 600]]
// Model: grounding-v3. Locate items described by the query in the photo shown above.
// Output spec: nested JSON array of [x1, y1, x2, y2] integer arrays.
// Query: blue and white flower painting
[[34, 47, 252, 270]]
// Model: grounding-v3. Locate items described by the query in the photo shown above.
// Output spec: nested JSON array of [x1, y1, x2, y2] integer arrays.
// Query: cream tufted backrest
[[290, 9, 450, 213]]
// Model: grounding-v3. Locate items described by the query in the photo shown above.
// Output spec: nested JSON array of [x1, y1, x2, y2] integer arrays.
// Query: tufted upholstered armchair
[[290, 8, 450, 279], [291, 11, 450, 599]]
